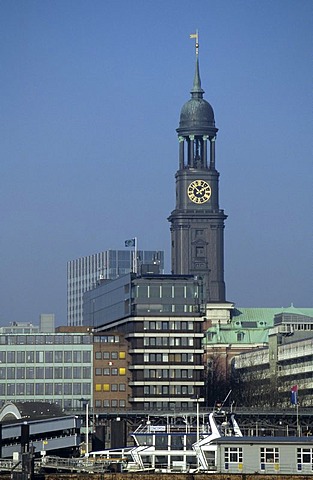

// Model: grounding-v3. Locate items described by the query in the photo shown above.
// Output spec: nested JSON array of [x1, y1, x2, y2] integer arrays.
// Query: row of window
[[144, 353, 194, 363], [0, 335, 92, 345], [0, 351, 91, 363], [95, 367, 126, 376], [143, 369, 194, 379], [136, 304, 198, 314], [94, 335, 120, 343], [94, 399, 127, 408], [95, 383, 126, 392], [0, 366, 91, 379], [144, 321, 194, 331], [208, 332, 244, 342], [224, 447, 313, 471], [135, 284, 196, 299], [95, 351, 126, 360], [143, 385, 194, 395], [143, 337, 194, 347], [0, 383, 91, 396]]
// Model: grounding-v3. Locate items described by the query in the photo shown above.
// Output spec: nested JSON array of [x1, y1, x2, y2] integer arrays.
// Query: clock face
[[187, 180, 211, 204]]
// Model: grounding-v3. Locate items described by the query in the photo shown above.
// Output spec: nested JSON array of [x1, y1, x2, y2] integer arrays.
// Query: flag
[[190, 33, 197, 39], [291, 385, 298, 405], [125, 239, 135, 247]]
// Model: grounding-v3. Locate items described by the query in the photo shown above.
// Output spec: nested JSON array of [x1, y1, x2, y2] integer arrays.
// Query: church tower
[[168, 37, 227, 302]]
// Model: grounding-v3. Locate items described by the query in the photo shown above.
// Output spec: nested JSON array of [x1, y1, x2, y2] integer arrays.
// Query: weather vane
[[190, 29, 199, 56]]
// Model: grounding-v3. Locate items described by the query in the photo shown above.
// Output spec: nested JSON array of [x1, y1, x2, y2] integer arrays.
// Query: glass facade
[[0, 333, 93, 410], [67, 249, 164, 326]]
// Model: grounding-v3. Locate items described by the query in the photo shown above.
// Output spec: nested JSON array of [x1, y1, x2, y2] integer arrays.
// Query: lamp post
[[79, 398, 90, 457], [196, 396, 200, 445]]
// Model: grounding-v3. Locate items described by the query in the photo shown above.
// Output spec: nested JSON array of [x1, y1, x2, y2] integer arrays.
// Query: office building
[[233, 306, 313, 406], [0, 327, 93, 410], [83, 273, 205, 411], [67, 249, 164, 326]]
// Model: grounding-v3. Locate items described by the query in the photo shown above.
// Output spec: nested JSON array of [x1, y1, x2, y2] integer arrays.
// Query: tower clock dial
[[187, 180, 211, 204]]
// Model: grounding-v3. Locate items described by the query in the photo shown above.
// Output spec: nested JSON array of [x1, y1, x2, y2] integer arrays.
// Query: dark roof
[[0, 401, 65, 423]]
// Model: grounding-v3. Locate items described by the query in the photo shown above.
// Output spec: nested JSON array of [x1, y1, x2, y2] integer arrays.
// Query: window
[[54, 367, 63, 379], [95, 368, 102, 376], [72, 366, 81, 378], [64, 367, 72, 378], [95, 384, 102, 392], [17, 351, 25, 363], [95, 400, 102, 408], [103, 384, 110, 392], [111, 384, 118, 391], [64, 351, 72, 362], [103, 352, 110, 360], [26, 351, 34, 363], [54, 384, 63, 395], [111, 399, 118, 407], [103, 400, 110, 407], [73, 351, 82, 362], [119, 383, 126, 391], [45, 367, 53, 379], [36, 351, 44, 363], [35, 383, 44, 395], [196, 246, 205, 257], [95, 352, 102, 360], [83, 351, 91, 362], [225, 447, 243, 468], [297, 448, 313, 471], [119, 368, 126, 375], [7, 352, 15, 363], [83, 367, 91, 378], [16, 367, 25, 379], [73, 383, 81, 395], [7, 384, 15, 395], [111, 352, 118, 359], [45, 384, 53, 395], [260, 447, 279, 470], [237, 332, 244, 342], [111, 368, 118, 375], [119, 400, 126, 408], [36, 367, 44, 378], [55, 351, 63, 362], [64, 383, 72, 395], [103, 368, 110, 375], [119, 351, 126, 359], [45, 351, 53, 362]]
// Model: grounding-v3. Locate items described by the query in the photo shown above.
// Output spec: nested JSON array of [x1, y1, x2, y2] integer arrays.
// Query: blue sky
[[0, 0, 312, 325]]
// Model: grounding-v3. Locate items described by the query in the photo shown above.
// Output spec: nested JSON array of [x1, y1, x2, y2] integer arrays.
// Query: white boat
[[88, 409, 243, 473]]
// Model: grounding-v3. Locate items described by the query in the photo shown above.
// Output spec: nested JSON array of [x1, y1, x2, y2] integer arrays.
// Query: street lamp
[[79, 398, 90, 457]]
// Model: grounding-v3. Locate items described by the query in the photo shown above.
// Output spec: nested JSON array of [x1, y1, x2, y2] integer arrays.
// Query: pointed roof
[[177, 37, 217, 136], [191, 56, 204, 98]]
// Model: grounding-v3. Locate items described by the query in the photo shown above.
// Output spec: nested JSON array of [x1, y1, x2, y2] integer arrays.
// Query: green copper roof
[[204, 306, 313, 346]]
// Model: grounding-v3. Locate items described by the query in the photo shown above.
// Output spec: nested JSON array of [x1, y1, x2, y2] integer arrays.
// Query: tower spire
[[190, 30, 204, 98]]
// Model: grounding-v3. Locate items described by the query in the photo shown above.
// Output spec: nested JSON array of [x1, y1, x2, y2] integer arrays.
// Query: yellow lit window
[[103, 384, 110, 392], [95, 384, 101, 392], [119, 367, 126, 375], [119, 351, 126, 359]]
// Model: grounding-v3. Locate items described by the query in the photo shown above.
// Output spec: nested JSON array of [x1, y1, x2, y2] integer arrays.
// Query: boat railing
[[132, 424, 211, 435]]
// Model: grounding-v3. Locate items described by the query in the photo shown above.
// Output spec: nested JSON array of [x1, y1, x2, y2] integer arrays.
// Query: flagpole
[[134, 237, 138, 274]]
